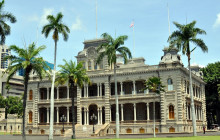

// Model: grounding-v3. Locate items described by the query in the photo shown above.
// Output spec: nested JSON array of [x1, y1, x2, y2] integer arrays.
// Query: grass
[[85, 136, 220, 140], [0, 132, 21, 135]]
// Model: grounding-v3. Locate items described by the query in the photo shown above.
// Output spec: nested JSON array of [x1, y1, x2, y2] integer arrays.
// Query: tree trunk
[[49, 39, 57, 140], [153, 99, 156, 137], [114, 63, 119, 139], [22, 70, 30, 140], [188, 55, 197, 136], [70, 81, 76, 139]]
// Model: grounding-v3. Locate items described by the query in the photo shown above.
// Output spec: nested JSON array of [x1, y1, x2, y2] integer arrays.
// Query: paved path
[[0, 131, 219, 140]]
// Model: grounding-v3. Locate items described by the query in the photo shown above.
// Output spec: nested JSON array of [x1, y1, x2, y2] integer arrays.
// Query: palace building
[[25, 39, 207, 137]]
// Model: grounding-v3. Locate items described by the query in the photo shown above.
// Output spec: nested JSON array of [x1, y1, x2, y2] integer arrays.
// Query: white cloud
[[40, 8, 54, 26], [213, 13, 220, 28], [27, 15, 39, 22], [191, 63, 205, 68], [71, 17, 83, 31]]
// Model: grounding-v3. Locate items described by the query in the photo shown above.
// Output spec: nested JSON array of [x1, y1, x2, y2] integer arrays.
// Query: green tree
[[41, 12, 70, 140], [143, 76, 165, 137], [5, 96, 23, 117], [4, 43, 51, 140], [169, 21, 208, 136], [0, 0, 16, 45], [0, 94, 5, 108], [201, 62, 220, 127], [96, 33, 132, 139], [56, 60, 89, 139]]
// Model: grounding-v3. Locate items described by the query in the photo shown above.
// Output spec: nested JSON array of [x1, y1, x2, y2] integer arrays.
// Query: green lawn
[[86, 136, 220, 140], [0, 132, 21, 135]]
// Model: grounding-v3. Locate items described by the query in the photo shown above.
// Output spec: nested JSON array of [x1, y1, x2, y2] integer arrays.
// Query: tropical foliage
[[143, 76, 165, 94], [42, 12, 70, 140], [169, 20, 208, 136], [4, 43, 51, 140], [201, 61, 220, 128], [0, 0, 16, 44], [96, 33, 132, 138], [56, 60, 89, 139]]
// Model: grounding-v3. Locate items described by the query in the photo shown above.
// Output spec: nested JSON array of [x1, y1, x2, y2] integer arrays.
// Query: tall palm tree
[[42, 12, 70, 140], [0, 0, 16, 45], [96, 33, 132, 139], [143, 76, 165, 137], [169, 20, 208, 136], [3, 43, 51, 140], [55, 60, 90, 139]]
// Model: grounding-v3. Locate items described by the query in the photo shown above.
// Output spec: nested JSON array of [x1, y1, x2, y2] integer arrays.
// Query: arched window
[[94, 63, 97, 70], [29, 90, 33, 100], [169, 105, 174, 119], [99, 60, 103, 69], [88, 61, 91, 70], [139, 128, 145, 133], [29, 111, 33, 123], [167, 78, 173, 91]]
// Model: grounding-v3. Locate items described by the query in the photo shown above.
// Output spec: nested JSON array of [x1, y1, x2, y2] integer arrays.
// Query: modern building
[[25, 39, 207, 137], [0, 45, 10, 69], [0, 108, 22, 134]]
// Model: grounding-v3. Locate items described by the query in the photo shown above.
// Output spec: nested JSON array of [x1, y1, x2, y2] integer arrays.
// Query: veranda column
[[100, 107, 103, 124], [100, 83, 102, 97], [134, 103, 136, 121], [57, 107, 59, 123], [98, 107, 100, 124], [67, 86, 69, 99], [47, 107, 49, 123], [133, 81, 136, 95], [98, 83, 100, 97], [86, 85, 89, 97], [186, 102, 188, 120], [120, 82, 123, 95], [84, 107, 86, 125], [38, 108, 40, 123], [147, 103, 150, 120], [121, 104, 124, 121], [87, 107, 89, 125], [47, 87, 49, 100], [67, 106, 69, 123], [57, 87, 59, 99]]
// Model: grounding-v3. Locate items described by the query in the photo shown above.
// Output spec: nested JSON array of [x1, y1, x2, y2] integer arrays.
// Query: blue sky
[[4, 0, 220, 68]]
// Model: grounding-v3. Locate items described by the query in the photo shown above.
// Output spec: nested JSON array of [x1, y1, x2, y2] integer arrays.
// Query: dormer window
[[168, 78, 173, 91]]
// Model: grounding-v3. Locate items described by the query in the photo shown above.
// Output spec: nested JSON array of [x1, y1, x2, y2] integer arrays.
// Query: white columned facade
[[134, 103, 136, 121], [133, 81, 136, 95], [67, 86, 69, 99], [100, 107, 103, 124], [47, 107, 49, 123], [120, 82, 123, 95], [84, 107, 86, 125], [86, 85, 89, 97], [147, 103, 149, 120], [47, 87, 49, 100], [87, 108, 89, 125], [121, 104, 124, 121], [57, 107, 59, 123], [98, 83, 100, 97], [57, 87, 59, 99], [100, 83, 102, 97], [98, 107, 100, 124], [67, 106, 69, 123]]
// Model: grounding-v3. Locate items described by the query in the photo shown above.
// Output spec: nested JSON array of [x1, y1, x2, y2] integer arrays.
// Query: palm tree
[[42, 12, 70, 140], [3, 43, 51, 140], [55, 60, 90, 139], [0, 0, 16, 45], [96, 33, 132, 139], [168, 20, 208, 136], [143, 76, 165, 137]]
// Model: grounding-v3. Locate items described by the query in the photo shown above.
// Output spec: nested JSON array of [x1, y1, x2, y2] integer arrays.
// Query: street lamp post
[[60, 115, 66, 134], [90, 113, 97, 134]]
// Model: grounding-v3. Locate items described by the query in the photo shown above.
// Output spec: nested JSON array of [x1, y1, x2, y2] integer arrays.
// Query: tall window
[[169, 127, 175, 132], [29, 90, 33, 100], [29, 111, 33, 123], [94, 63, 97, 70], [99, 60, 103, 69], [169, 105, 174, 119], [88, 61, 91, 70], [167, 78, 173, 91]]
